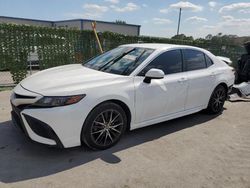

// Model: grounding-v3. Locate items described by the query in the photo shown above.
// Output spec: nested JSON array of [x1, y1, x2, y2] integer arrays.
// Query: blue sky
[[1, 0, 250, 38]]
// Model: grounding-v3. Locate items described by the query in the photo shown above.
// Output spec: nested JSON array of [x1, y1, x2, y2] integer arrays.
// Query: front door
[[134, 49, 188, 124]]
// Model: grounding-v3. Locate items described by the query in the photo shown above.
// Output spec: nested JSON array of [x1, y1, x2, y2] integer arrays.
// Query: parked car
[[10, 44, 235, 150], [216, 56, 233, 66]]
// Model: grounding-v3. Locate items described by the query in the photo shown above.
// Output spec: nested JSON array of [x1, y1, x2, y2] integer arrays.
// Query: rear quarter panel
[[211, 57, 235, 88]]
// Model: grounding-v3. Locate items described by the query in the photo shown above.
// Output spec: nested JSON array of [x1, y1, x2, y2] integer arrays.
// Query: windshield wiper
[[121, 49, 146, 75], [99, 48, 136, 71]]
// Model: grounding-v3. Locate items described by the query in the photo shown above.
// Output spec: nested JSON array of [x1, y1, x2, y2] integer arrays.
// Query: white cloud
[[186, 16, 208, 22], [239, 9, 250, 14], [208, 1, 217, 10], [208, 1, 217, 7], [67, 12, 105, 19], [199, 15, 250, 37], [170, 1, 203, 12], [159, 8, 168, 13], [111, 2, 139, 12], [176, 9, 250, 37], [104, 0, 119, 4], [222, 15, 234, 21], [68, 3, 109, 19], [153, 18, 172, 25], [202, 25, 216, 29], [142, 4, 148, 8], [83, 3, 109, 13], [219, 2, 250, 13], [221, 15, 250, 27]]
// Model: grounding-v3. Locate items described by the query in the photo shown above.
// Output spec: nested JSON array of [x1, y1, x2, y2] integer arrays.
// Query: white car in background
[[10, 44, 235, 150]]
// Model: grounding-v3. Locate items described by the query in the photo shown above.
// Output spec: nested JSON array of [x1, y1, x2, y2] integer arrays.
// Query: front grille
[[12, 92, 38, 110], [12, 103, 29, 112], [11, 103, 21, 114], [14, 93, 36, 99], [17, 104, 31, 111]]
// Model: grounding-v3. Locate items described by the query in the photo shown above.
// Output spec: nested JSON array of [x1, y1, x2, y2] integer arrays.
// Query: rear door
[[183, 49, 215, 110]]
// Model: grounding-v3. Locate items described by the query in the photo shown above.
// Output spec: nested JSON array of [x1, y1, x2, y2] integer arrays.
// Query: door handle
[[178, 77, 187, 83], [210, 72, 216, 77]]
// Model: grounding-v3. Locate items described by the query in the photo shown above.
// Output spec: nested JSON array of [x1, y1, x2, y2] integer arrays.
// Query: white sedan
[[10, 44, 235, 150]]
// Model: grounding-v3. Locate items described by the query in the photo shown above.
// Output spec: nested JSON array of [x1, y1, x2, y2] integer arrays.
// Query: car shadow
[[0, 112, 220, 183]]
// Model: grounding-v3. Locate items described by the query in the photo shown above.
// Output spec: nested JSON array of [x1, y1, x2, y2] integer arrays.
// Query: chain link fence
[[0, 23, 245, 86]]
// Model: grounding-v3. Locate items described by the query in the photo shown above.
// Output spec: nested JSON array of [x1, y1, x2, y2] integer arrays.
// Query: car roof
[[121, 43, 204, 51]]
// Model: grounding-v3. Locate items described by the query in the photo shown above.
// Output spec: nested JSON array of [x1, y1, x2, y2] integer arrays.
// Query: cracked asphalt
[[0, 90, 250, 188]]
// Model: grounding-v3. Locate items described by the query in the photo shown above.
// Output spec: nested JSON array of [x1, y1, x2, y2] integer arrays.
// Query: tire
[[206, 85, 227, 114], [81, 102, 127, 150]]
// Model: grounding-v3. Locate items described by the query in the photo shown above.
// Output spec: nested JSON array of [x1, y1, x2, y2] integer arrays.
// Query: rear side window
[[138, 50, 183, 76], [205, 54, 213, 67], [183, 49, 206, 71]]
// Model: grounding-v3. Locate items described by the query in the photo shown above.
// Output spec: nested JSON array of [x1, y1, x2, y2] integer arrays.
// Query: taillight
[[231, 68, 236, 76]]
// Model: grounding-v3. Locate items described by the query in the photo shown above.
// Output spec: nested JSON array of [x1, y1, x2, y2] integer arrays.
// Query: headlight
[[33, 94, 86, 107]]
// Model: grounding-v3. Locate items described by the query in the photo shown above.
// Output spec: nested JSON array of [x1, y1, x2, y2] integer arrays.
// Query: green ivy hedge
[[0, 23, 244, 84]]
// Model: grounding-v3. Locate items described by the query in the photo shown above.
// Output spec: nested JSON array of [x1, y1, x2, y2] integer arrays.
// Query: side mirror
[[143, 68, 165, 84]]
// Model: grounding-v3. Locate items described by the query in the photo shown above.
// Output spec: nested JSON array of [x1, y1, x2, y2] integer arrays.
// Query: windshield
[[83, 47, 154, 75]]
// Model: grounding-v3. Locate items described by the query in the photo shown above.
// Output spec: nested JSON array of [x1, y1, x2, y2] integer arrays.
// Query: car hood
[[20, 64, 122, 96]]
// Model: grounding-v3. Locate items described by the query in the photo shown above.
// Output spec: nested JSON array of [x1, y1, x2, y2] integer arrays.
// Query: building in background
[[0, 16, 141, 36]]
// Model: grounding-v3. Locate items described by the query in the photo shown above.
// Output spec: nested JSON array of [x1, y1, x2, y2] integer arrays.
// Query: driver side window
[[138, 50, 183, 76]]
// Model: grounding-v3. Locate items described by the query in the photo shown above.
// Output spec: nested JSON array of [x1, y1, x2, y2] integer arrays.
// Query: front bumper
[[10, 84, 91, 148], [11, 103, 63, 148]]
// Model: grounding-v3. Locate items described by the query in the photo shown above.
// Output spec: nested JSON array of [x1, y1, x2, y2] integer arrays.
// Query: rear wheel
[[82, 102, 127, 150], [206, 85, 227, 114]]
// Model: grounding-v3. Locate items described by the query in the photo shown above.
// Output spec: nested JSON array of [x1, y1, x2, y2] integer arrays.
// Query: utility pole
[[91, 21, 103, 54], [177, 8, 182, 35]]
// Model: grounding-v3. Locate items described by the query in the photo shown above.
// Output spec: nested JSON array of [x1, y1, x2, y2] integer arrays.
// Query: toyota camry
[[10, 44, 235, 150]]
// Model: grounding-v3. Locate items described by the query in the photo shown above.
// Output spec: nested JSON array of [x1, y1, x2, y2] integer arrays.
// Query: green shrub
[[0, 23, 244, 84]]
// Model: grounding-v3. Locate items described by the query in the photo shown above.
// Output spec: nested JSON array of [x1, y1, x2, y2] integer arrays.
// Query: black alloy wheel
[[82, 102, 127, 150], [207, 85, 227, 114]]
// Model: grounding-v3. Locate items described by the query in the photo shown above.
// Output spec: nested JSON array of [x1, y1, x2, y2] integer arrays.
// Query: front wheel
[[206, 85, 227, 114], [81, 102, 127, 150]]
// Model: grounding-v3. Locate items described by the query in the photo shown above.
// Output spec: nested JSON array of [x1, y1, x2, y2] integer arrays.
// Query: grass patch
[[0, 86, 14, 92]]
